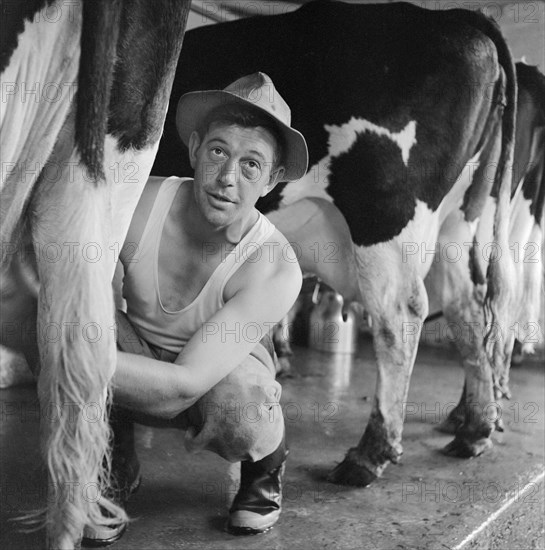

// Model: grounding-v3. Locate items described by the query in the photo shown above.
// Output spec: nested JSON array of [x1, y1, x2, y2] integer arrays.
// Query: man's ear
[[261, 167, 285, 197], [188, 131, 201, 169]]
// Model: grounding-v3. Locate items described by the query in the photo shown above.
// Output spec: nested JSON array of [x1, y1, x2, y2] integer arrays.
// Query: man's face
[[189, 122, 279, 230]]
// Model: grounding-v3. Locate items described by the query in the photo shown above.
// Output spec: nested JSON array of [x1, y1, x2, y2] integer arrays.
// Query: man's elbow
[[154, 378, 202, 420], [155, 393, 200, 420]]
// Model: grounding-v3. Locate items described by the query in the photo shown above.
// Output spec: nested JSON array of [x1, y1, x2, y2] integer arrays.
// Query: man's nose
[[218, 160, 237, 186]]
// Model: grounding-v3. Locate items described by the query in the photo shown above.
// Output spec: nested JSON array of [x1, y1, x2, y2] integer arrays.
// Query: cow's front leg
[[329, 260, 428, 486]]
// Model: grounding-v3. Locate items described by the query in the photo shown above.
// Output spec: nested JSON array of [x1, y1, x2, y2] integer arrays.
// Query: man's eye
[[241, 160, 261, 180], [210, 147, 225, 159]]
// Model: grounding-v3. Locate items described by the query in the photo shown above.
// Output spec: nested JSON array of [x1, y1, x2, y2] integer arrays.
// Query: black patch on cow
[[0, 0, 52, 73], [533, 161, 545, 227], [515, 63, 545, 226], [469, 238, 486, 286], [107, 0, 190, 152], [76, 0, 123, 182], [516, 63, 545, 119], [523, 160, 545, 227], [256, 182, 288, 213], [76, 0, 189, 182], [328, 134, 415, 246]]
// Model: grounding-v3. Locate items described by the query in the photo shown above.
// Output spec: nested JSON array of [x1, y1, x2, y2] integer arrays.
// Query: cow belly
[[266, 197, 361, 303]]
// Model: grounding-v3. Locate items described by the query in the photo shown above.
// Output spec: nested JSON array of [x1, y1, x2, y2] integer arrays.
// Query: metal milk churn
[[308, 282, 357, 354]]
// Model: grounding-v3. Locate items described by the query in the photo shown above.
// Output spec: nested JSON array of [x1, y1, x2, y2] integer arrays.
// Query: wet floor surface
[[1, 339, 543, 549]]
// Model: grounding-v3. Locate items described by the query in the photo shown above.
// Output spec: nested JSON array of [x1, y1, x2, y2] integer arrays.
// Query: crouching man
[[83, 72, 308, 546]]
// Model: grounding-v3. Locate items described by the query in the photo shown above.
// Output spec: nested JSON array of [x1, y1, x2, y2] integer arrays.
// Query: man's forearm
[[112, 351, 199, 418]]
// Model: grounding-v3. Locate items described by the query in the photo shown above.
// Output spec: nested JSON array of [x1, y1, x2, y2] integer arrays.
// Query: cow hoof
[[327, 450, 378, 487], [435, 415, 464, 435], [495, 417, 504, 432], [441, 436, 493, 458]]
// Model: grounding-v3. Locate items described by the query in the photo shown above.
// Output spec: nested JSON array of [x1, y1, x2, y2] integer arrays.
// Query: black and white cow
[[152, 1, 516, 486], [1, 1, 190, 547]]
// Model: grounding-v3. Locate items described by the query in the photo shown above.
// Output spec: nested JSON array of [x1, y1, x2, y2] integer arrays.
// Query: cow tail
[[37, 208, 128, 547], [449, 9, 516, 375], [457, 11, 517, 376]]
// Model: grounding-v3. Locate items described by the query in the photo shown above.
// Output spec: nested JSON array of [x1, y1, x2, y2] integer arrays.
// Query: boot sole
[[226, 523, 275, 536], [81, 474, 142, 548], [226, 509, 280, 536]]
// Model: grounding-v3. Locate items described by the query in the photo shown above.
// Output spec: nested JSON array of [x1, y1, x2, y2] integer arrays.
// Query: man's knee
[[185, 376, 284, 462]]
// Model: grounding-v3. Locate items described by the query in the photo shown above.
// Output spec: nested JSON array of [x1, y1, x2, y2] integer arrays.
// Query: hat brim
[[176, 90, 308, 182]]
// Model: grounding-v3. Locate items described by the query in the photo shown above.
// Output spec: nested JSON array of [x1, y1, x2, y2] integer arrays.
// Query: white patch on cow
[[104, 135, 159, 270], [467, 217, 480, 237], [326, 117, 417, 164], [509, 178, 535, 244], [280, 117, 417, 207]]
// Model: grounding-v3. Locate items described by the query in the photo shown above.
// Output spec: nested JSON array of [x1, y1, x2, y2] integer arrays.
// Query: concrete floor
[[1, 338, 543, 549]]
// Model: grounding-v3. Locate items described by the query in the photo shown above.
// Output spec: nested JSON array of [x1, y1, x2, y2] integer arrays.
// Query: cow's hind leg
[[432, 220, 498, 457], [329, 247, 428, 485], [436, 384, 466, 434]]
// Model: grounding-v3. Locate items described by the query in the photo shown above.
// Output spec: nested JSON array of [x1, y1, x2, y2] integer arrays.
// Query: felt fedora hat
[[176, 72, 308, 182]]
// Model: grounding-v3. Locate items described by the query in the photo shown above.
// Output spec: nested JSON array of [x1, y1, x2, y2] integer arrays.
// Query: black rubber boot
[[227, 436, 288, 535], [81, 409, 141, 547]]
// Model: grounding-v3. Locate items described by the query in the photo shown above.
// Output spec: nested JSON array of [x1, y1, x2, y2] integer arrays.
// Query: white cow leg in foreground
[[28, 112, 158, 547], [30, 118, 119, 547]]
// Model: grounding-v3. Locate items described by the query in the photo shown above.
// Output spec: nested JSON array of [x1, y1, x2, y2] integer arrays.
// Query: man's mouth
[[208, 192, 235, 204]]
